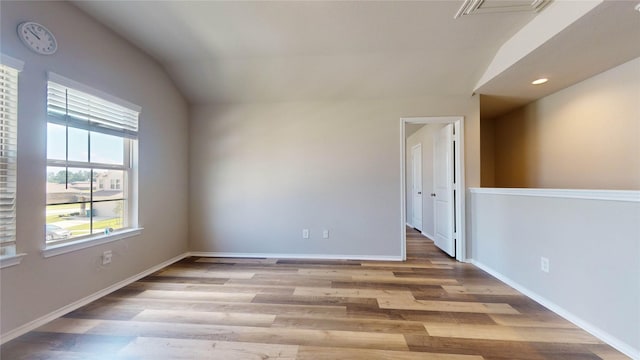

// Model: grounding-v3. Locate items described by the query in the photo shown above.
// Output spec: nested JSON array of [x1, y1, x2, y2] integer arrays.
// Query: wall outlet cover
[[102, 250, 113, 265], [541, 257, 550, 273]]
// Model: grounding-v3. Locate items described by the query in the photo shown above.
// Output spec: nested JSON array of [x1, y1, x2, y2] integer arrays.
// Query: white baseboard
[[189, 252, 403, 262], [471, 260, 639, 360], [421, 231, 435, 240], [0, 252, 189, 345]]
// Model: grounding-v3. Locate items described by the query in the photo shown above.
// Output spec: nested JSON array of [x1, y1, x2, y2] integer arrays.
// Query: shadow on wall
[[493, 105, 540, 188]]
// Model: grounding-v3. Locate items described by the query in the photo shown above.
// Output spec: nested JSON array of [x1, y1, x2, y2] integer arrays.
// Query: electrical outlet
[[302, 229, 309, 239], [102, 250, 112, 265], [540, 257, 549, 273], [322, 230, 329, 239]]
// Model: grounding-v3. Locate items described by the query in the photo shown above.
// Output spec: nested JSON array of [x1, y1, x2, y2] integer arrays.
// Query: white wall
[[190, 96, 479, 258], [469, 189, 640, 358], [0, 1, 189, 337], [406, 124, 445, 237]]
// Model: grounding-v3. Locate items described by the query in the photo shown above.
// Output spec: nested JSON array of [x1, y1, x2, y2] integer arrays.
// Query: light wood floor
[[1, 228, 629, 359]]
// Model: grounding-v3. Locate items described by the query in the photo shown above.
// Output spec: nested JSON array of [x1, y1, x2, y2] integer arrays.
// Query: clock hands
[[27, 28, 41, 40]]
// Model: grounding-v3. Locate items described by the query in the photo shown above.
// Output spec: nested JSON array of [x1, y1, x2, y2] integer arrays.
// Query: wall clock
[[17, 21, 58, 55]]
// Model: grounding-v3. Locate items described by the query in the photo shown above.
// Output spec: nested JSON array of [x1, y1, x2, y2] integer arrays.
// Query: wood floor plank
[[442, 285, 522, 296], [351, 276, 459, 286], [360, 261, 454, 269], [195, 257, 279, 265], [588, 345, 634, 360], [296, 345, 484, 360], [424, 323, 603, 344], [226, 277, 334, 288], [132, 309, 276, 327], [87, 320, 410, 351], [102, 297, 349, 317], [489, 313, 578, 329], [124, 281, 296, 295], [35, 318, 103, 334], [272, 314, 428, 334], [252, 293, 380, 308], [378, 297, 520, 314], [293, 287, 413, 299], [297, 268, 397, 278], [126, 289, 256, 302], [156, 267, 256, 279], [405, 334, 603, 360], [118, 337, 298, 359]]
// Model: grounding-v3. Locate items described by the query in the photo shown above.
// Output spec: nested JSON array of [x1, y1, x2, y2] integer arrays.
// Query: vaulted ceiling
[[72, 0, 640, 114]]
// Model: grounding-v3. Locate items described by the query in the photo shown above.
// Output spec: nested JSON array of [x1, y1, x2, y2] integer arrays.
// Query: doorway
[[400, 116, 465, 262]]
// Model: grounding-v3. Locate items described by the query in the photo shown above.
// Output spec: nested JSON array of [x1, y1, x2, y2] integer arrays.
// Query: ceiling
[[71, 0, 640, 111], [477, 0, 640, 118]]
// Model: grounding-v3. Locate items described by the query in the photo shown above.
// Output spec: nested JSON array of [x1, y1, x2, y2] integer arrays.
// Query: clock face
[[17, 22, 57, 55]]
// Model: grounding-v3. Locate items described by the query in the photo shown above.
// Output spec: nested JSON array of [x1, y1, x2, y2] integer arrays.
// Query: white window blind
[[0, 63, 19, 256], [47, 73, 140, 139]]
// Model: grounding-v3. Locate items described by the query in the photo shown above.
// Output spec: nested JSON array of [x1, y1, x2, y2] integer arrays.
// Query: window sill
[[42, 228, 143, 258], [0, 253, 27, 269]]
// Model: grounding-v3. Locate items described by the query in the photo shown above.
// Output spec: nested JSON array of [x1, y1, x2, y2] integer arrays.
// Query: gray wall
[[0, 1, 189, 336], [469, 190, 640, 356], [190, 96, 480, 258]]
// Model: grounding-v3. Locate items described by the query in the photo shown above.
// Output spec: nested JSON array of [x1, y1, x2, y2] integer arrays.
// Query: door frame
[[400, 116, 466, 262], [410, 143, 423, 231]]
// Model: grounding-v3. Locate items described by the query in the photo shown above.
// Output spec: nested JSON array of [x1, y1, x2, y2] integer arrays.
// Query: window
[[110, 178, 120, 190], [0, 60, 21, 257], [46, 73, 139, 246]]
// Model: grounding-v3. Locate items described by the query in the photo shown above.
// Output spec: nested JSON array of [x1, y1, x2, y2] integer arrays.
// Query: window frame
[[44, 73, 141, 255]]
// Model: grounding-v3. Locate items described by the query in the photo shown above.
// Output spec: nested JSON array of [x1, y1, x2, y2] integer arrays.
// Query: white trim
[[421, 231, 435, 240], [0, 253, 26, 269], [455, 120, 466, 262], [410, 143, 423, 232], [471, 259, 639, 360], [469, 187, 639, 202], [0, 252, 188, 345], [47, 72, 141, 113], [0, 54, 24, 71], [400, 120, 407, 261], [404, 116, 461, 124], [189, 252, 403, 262], [400, 116, 466, 262], [42, 228, 143, 258]]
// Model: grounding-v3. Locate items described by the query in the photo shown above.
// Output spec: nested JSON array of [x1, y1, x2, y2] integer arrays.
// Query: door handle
[[430, 193, 436, 197], [418, 192, 422, 194]]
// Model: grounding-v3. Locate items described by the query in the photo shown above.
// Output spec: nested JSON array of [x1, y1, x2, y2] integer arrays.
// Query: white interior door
[[411, 144, 422, 231], [434, 124, 455, 256]]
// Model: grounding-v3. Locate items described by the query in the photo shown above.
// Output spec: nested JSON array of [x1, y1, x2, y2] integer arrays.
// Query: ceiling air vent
[[454, 0, 551, 19]]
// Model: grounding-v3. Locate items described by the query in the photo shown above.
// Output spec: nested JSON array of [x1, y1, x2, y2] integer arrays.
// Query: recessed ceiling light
[[531, 78, 548, 85], [635, 3, 640, 12]]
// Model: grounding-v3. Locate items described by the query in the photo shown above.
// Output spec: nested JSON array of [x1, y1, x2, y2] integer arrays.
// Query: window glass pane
[[91, 132, 124, 165], [91, 200, 125, 235], [68, 127, 88, 162], [47, 123, 66, 161], [46, 203, 91, 242], [46, 167, 92, 205], [93, 169, 125, 201]]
